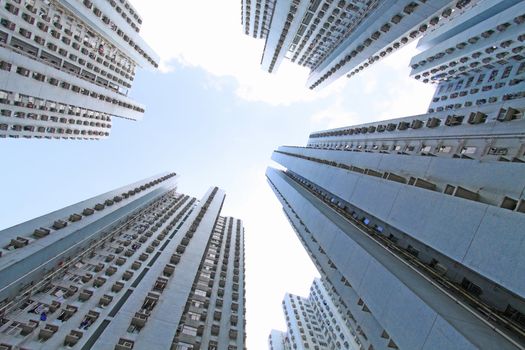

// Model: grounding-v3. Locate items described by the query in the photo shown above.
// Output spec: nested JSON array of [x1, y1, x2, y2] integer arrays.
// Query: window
[[476, 74, 485, 85], [188, 312, 200, 321], [461, 147, 477, 154], [176, 343, 194, 350], [181, 325, 197, 337], [517, 62, 525, 75], [194, 289, 207, 297], [488, 69, 498, 81], [438, 145, 452, 153], [502, 66, 513, 79]]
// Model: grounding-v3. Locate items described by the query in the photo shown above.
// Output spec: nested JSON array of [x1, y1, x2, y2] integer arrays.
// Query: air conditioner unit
[[497, 107, 520, 121], [426, 117, 441, 128], [467, 111, 487, 124]]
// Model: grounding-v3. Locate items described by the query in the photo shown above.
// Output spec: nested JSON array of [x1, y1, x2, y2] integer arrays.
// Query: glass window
[[438, 145, 452, 153], [188, 312, 200, 321], [476, 74, 485, 85], [502, 66, 513, 79], [517, 62, 525, 75], [488, 69, 498, 81], [195, 289, 207, 297], [181, 325, 198, 336], [461, 146, 477, 154]]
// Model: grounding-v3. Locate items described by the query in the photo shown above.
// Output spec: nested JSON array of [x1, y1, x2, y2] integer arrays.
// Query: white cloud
[[308, 41, 435, 131], [131, 1, 435, 108], [130, 0, 344, 105], [310, 98, 361, 129]]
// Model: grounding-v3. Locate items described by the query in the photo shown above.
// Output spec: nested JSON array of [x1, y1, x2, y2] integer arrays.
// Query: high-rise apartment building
[[268, 329, 290, 350], [244, 0, 477, 89], [267, 107, 525, 348], [241, 0, 276, 39], [0, 0, 158, 140], [0, 173, 245, 350], [281, 291, 327, 349], [266, 1, 525, 349], [270, 278, 361, 350], [409, 0, 525, 114], [308, 278, 360, 350]]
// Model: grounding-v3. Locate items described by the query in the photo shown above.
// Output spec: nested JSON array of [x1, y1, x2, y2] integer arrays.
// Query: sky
[[0, 1, 436, 349]]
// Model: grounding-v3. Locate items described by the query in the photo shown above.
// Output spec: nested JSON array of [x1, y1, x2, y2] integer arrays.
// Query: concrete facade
[[0, 0, 158, 140], [241, 0, 276, 39], [270, 278, 361, 350], [409, 0, 525, 113], [244, 0, 470, 89], [266, 1, 525, 349], [267, 165, 525, 349], [0, 174, 245, 350], [269, 329, 290, 350], [282, 291, 327, 350]]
